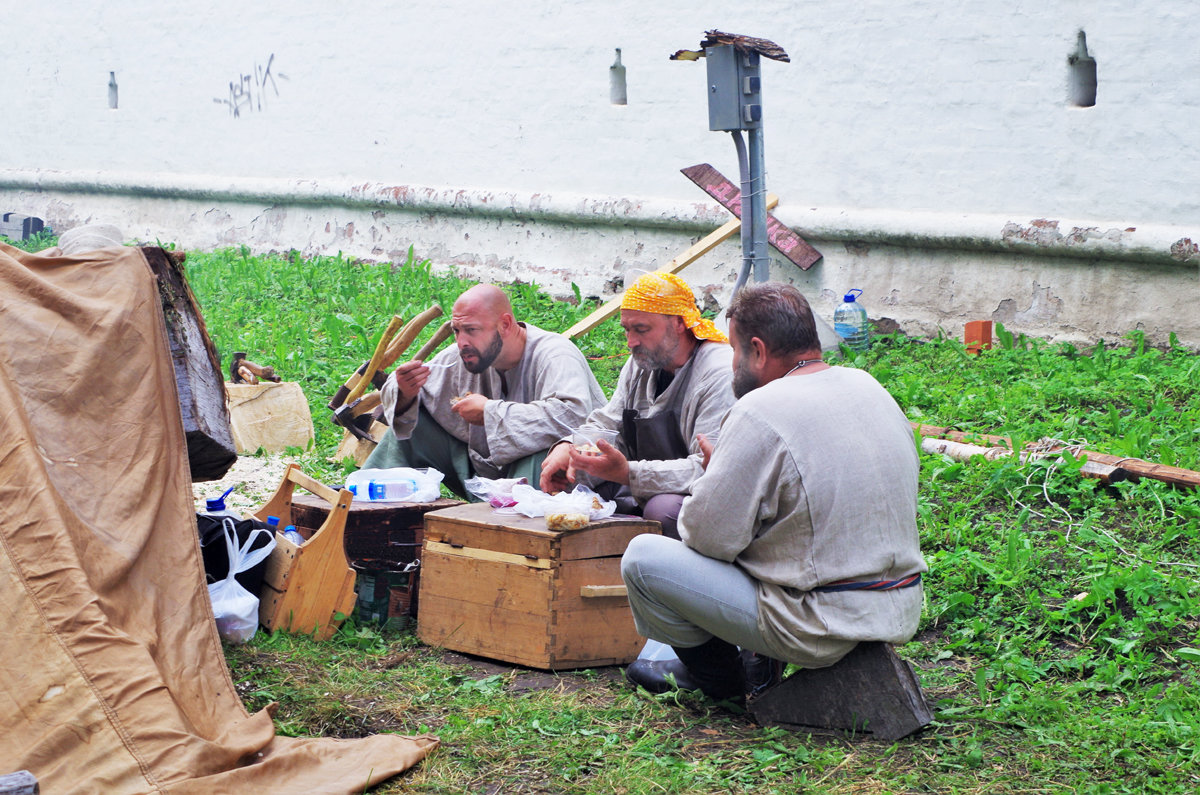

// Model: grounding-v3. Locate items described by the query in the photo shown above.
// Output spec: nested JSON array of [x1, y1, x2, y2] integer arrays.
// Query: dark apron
[[621, 408, 690, 462]]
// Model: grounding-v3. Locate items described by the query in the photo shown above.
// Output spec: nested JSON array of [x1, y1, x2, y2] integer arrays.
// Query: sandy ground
[[191, 454, 299, 516]]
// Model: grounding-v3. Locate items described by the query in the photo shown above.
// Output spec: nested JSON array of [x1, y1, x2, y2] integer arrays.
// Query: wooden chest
[[419, 503, 661, 670]]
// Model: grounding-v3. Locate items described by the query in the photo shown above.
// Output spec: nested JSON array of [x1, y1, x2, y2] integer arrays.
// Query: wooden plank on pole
[[563, 194, 779, 339], [680, 163, 822, 270]]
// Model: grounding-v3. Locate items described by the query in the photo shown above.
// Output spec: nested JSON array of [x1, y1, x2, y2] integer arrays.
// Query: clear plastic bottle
[[282, 524, 305, 545], [367, 477, 416, 501], [833, 288, 870, 353]]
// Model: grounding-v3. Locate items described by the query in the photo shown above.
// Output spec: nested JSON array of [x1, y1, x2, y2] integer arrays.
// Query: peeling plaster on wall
[[1170, 237, 1199, 262], [992, 284, 1066, 328], [2, 182, 1198, 349], [1000, 219, 1136, 250]]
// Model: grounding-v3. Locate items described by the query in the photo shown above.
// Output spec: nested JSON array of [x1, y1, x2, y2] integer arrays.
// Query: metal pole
[[731, 131, 753, 295], [747, 123, 769, 282]]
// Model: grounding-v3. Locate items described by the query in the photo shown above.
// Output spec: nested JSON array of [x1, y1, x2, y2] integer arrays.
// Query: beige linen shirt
[[575, 340, 735, 501], [379, 323, 605, 478], [678, 366, 926, 667]]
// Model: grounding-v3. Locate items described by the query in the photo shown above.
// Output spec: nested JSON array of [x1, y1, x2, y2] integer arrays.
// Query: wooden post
[[142, 246, 237, 483]]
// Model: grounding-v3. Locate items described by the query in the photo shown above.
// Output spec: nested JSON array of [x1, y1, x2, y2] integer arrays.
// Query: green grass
[[202, 247, 1198, 794], [26, 235, 1200, 792], [181, 245, 628, 482]]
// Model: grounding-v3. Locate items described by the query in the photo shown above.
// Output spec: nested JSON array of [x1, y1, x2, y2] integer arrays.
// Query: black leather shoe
[[625, 657, 699, 694]]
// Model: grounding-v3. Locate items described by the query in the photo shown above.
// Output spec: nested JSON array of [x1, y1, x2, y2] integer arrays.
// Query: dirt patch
[[437, 650, 627, 695]]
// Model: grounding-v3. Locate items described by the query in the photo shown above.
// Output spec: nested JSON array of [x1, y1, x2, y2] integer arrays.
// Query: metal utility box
[[418, 503, 661, 670], [706, 45, 762, 131]]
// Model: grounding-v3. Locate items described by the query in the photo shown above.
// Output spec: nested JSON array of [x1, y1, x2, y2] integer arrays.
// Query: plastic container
[[571, 428, 619, 455], [345, 467, 427, 502], [202, 486, 241, 519], [833, 288, 870, 353], [282, 524, 304, 545], [367, 477, 416, 501]]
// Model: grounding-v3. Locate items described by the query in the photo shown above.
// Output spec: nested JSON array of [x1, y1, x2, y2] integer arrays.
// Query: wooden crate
[[290, 494, 462, 563], [418, 503, 661, 670], [290, 494, 463, 620], [252, 464, 356, 641]]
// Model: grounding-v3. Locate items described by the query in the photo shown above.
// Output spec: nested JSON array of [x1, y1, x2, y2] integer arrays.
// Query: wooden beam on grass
[[912, 422, 1200, 489], [564, 193, 779, 339]]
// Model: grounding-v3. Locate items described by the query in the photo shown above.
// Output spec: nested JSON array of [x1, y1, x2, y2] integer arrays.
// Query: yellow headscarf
[[619, 271, 729, 344]]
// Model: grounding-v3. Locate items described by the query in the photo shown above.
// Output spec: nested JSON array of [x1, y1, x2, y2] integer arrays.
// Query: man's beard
[[631, 334, 680, 372], [732, 359, 761, 399], [461, 331, 503, 373]]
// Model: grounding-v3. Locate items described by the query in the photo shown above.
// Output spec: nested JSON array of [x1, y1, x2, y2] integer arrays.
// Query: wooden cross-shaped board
[[564, 165, 819, 339], [680, 163, 821, 271]]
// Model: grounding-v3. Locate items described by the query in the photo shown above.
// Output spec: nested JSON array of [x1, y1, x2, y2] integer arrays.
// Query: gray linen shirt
[[379, 323, 605, 478], [678, 366, 926, 666], [575, 340, 735, 501]]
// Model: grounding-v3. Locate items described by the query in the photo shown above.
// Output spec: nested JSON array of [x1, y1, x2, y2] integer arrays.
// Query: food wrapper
[[510, 484, 616, 526], [465, 476, 528, 508]]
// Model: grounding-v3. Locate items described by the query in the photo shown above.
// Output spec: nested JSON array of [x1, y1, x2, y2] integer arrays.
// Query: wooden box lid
[[423, 502, 660, 561]]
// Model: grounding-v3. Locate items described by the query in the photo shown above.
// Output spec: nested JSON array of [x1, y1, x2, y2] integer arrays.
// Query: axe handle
[[411, 321, 454, 363], [345, 314, 405, 406], [380, 305, 445, 370], [346, 390, 383, 417]]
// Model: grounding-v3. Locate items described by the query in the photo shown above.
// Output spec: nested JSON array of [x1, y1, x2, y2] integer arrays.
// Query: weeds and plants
[[22, 235, 1200, 792]]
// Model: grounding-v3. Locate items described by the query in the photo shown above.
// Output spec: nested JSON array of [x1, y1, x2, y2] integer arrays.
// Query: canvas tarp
[[0, 242, 438, 793]]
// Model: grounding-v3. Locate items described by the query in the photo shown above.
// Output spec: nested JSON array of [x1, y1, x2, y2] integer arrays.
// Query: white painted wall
[[2, 1, 1197, 345]]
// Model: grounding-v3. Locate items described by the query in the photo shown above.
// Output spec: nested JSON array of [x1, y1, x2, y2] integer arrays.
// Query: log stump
[[749, 642, 933, 741]]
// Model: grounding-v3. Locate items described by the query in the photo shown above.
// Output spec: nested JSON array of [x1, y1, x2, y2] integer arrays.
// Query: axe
[[344, 314, 405, 409], [230, 352, 281, 384], [331, 320, 455, 439], [327, 305, 445, 411]]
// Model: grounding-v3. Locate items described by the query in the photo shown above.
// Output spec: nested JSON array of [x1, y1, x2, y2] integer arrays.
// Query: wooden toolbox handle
[[580, 584, 627, 598]]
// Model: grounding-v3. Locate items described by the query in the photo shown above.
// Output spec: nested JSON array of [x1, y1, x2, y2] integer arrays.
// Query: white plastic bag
[[464, 475, 527, 508], [511, 484, 616, 521], [638, 639, 678, 661], [207, 518, 276, 644]]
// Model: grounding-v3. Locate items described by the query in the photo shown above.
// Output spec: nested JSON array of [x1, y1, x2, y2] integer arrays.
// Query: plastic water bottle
[[203, 486, 241, 519], [367, 477, 416, 501], [833, 288, 870, 352], [282, 524, 305, 545]]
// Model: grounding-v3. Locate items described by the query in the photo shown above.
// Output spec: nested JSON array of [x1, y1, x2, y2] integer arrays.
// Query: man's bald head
[[453, 284, 513, 322], [450, 284, 525, 373]]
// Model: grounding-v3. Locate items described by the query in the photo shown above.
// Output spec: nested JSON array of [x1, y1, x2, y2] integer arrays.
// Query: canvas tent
[[0, 242, 437, 793]]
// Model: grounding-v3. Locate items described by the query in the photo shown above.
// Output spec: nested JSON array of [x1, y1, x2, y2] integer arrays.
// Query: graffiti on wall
[[214, 54, 286, 117]]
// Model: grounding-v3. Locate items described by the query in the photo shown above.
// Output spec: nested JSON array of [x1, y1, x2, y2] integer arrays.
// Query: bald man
[[366, 284, 606, 500]]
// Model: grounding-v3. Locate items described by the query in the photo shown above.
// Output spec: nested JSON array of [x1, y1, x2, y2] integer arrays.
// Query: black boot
[[625, 637, 745, 702], [740, 649, 784, 697]]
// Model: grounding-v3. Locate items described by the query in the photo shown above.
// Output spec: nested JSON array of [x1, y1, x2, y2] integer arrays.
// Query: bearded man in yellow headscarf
[[540, 271, 735, 537]]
